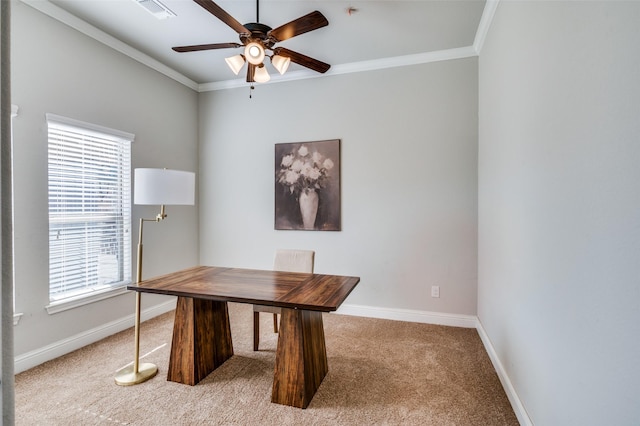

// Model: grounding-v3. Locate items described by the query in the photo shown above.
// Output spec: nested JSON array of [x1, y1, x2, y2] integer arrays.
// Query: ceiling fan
[[172, 0, 331, 83]]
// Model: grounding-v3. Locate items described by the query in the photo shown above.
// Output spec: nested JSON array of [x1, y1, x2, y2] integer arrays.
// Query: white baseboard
[[14, 299, 176, 374], [15, 299, 530, 426], [337, 303, 531, 425], [336, 303, 478, 328], [476, 319, 533, 426]]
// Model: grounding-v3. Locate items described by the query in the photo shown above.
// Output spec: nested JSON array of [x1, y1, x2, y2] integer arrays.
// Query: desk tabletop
[[127, 266, 360, 312]]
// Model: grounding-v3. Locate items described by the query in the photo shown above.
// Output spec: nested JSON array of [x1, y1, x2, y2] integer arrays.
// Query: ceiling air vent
[[134, 0, 176, 20]]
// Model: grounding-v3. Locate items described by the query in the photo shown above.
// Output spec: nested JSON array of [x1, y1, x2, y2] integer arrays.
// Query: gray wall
[[199, 58, 479, 316], [11, 3, 199, 359], [478, 2, 640, 424], [12, 1, 640, 422]]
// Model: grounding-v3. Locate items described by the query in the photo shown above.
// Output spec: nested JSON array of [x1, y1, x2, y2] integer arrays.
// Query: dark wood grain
[[133, 266, 359, 407], [246, 63, 255, 83], [167, 297, 233, 385], [277, 275, 361, 310], [253, 311, 260, 351], [268, 10, 328, 42], [193, 0, 249, 35], [271, 308, 327, 408], [253, 305, 282, 351], [128, 266, 360, 312], [272, 47, 331, 74], [172, 42, 242, 52]]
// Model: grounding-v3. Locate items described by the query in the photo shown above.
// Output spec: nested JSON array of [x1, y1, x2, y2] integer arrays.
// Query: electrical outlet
[[431, 285, 440, 298]]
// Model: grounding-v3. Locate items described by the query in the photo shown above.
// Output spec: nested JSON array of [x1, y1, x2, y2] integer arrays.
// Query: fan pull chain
[[249, 84, 255, 99]]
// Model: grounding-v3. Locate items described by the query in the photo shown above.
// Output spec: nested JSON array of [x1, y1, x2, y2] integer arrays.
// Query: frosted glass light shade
[[225, 54, 245, 75], [244, 42, 265, 65], [271, 54, 290, 75], [254, 65, 270, 83], [134, 168, 195, 206]]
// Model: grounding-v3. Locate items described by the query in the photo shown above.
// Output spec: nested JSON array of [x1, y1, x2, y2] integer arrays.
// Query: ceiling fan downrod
[[256, 0, 259, 23]]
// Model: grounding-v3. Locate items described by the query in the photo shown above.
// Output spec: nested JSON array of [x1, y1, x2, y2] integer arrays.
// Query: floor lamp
[[115, 168, 195, 386]]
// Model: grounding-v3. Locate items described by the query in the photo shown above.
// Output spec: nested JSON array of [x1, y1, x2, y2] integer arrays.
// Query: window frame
[[45, 113, 134, 314]]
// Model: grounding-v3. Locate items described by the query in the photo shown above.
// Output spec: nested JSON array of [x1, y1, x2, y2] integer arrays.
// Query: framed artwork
[[275, 139, 341, 231]]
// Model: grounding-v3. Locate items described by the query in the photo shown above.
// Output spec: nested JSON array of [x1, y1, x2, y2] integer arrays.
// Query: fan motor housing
[[240, 22, 275, 48]]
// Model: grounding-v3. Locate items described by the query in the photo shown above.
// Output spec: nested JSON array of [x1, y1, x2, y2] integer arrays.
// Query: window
[[47, 114, 133, 305]]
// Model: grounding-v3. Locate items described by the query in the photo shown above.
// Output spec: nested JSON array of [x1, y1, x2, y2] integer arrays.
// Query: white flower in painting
[[277, 144, 335, 197], [284, 170, 299, 185], [312, 151, 323, 165], [300, 161, 312, 176], [281, 154, 294, 167], [303, 165, 321, 180]]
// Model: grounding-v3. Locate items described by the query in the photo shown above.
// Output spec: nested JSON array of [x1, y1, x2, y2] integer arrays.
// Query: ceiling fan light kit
[[271, 54, 291, 75], [173, 0, 331, 89], [224, 54, 245, 75], [253, 64, 271, 83], [244, 42, 265, 65]]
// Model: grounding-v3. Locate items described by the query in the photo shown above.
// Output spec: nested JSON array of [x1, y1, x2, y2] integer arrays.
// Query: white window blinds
[[47, 114, 133, 302]]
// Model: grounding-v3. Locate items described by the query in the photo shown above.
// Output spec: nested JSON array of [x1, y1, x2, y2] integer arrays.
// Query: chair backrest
[[273, 249, 315, 273]]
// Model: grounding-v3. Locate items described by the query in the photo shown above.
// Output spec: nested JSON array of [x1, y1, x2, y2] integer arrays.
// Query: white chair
[[253, 249, 315, 351]]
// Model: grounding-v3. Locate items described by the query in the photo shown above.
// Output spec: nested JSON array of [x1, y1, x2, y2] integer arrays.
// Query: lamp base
[[114, 362, 158, 386]]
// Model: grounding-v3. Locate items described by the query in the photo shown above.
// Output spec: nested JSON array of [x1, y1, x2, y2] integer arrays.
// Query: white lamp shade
[[225, 54, 245, 75], [244, 42, 265, 65], [134, 168, 195, 206], [271, 54, 291, 75], [254, 65, 271, 83]]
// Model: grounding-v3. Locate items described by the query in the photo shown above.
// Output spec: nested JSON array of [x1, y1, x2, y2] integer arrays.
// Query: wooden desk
[[128, 266, 360, 408]]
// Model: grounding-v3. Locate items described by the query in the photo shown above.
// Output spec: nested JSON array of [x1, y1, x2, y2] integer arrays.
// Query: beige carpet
[[16, 303, 518, 425]]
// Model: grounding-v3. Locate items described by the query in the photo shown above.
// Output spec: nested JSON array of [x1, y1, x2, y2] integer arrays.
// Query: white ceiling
[[25, 0, 487, 89]]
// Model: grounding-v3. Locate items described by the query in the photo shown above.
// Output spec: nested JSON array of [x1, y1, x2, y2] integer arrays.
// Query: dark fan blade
[[194, 0, 250, 34], [246, 63, 256, 83], [268, 10, 328, 42], [274, 47, 330, 74], [172, 42, 242, 52]]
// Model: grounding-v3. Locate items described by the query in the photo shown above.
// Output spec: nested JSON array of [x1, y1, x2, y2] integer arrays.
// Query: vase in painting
[[299, 189, 319, 230]]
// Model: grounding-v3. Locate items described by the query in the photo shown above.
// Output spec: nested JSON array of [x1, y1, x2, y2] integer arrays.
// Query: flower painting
[[275, 139, 341, 231]]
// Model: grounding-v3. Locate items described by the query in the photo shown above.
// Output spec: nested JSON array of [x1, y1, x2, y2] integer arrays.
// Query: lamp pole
[[114, 209, 166, 386], [114, 168, 195, 386]]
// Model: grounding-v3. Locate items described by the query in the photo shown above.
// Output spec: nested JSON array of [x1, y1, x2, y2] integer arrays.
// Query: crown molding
[[474, 0, 500, 54], [22, 0, 494, 94], [20, 0, 199, 91], [199, 45, 479, 92]]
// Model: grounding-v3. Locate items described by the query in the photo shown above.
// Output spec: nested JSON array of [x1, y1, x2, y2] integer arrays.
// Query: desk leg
[[167, 297, 233, 385], [271, 309, 328, 408]]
